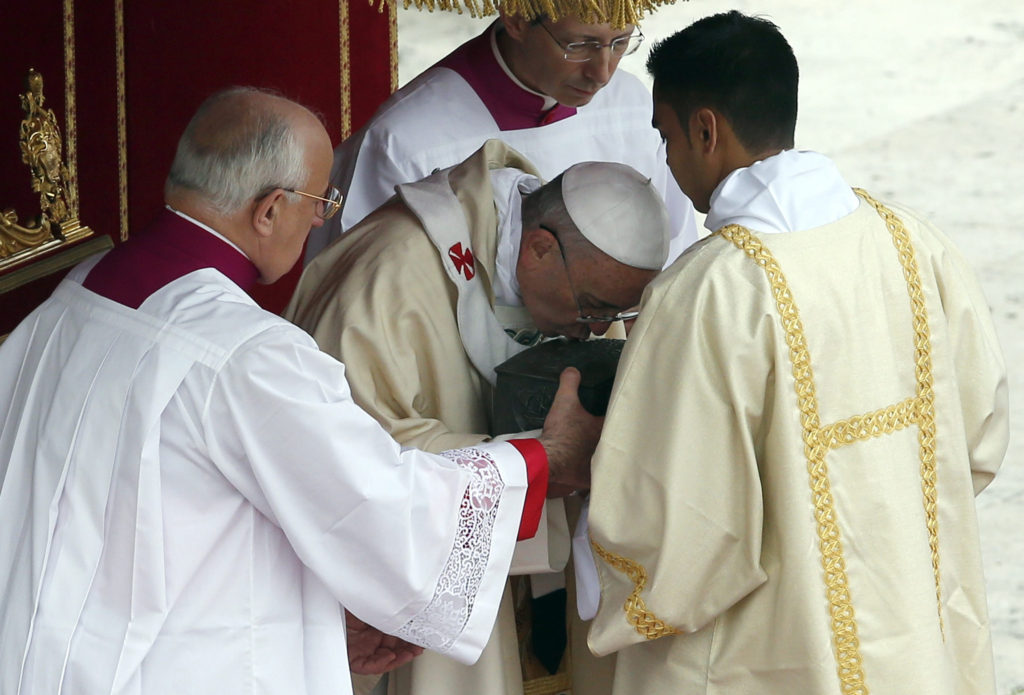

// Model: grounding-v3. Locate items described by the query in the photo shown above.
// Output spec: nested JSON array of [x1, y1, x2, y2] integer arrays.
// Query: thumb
[[344, 610, 368, 630], [553, 367, 582, 406]]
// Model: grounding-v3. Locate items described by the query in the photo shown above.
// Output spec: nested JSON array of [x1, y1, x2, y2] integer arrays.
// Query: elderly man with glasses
[[285, 139, 670, 695], [0, 89, 611, 695], [303, 0, 696, 269]]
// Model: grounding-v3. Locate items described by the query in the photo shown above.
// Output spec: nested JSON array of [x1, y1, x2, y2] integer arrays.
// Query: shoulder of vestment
[[361, 67, 486, 137], [305, 198, 450, 293]]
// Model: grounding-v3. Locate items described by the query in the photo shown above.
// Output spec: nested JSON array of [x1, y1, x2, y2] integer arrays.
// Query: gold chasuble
[[587, 192, 1007, 695]]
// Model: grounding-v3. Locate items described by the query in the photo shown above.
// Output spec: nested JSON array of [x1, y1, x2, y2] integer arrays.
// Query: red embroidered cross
[[448, 242, 475, 280]]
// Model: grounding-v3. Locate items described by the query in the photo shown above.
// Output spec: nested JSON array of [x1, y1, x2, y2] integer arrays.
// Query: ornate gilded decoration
[[1, 69, 93, 271], [371, 0, 680, 30], [18, 71, 71, 228]]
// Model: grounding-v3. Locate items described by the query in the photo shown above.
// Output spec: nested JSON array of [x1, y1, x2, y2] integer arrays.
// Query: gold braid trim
[[817, 395, 923, 450], [589, 191, 942, 684], [591, 540, 681, 640], [716, 190, 942, 693], [718, 223, 869, 694], [369, 0, 679, 30], [854, 188, 942, 637]]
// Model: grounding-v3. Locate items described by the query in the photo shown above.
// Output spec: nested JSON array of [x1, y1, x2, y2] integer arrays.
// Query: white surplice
[[0, 256, 532, 695], [304, 23, 696, 266]]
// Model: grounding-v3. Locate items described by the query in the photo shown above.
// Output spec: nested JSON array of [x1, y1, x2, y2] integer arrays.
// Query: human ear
[[521, 226, 558, 266], [252, 189, 284, 239], [500, 10, 530, 41], [692, 108, 719, 152]]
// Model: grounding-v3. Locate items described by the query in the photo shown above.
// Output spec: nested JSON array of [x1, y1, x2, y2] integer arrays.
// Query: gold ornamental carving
[[1, 69, 93, 271]]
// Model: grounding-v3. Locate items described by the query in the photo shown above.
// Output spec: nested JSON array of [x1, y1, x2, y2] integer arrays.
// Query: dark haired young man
[[583, 11, 1007, 695]]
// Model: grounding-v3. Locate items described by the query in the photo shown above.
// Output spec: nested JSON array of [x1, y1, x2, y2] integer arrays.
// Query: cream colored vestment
[[286, 141, 613, 695], [586, 192, 1008, 695]]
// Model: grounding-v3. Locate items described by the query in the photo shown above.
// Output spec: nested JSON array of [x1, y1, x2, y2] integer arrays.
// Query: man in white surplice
[[582, 12, 1009, 695], [303, 0, 697, 268], [0, 87, 603, 695]]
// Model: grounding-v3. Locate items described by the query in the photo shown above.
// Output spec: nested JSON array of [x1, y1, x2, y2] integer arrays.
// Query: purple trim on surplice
[[83, 209, 260, 309], [438, 25, 577, 131]]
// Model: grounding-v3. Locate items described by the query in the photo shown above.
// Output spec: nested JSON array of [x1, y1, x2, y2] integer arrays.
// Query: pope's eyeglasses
[[538, 22, 644, 63], [540, 224, 640, 324], [283, 185, 344, 220]]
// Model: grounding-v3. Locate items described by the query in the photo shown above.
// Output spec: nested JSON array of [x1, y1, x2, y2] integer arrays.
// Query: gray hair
[[165, 87, 307, 215]]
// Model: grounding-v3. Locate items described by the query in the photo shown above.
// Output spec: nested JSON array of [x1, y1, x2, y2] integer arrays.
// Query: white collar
[[491, 168, 542, 306], [705, 150, 859, 235], [490, 24, 559, 111], [166, 205, 251, 258]]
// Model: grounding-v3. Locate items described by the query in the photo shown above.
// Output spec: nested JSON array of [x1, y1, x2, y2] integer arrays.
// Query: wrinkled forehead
[[573, 257, 658, 306]]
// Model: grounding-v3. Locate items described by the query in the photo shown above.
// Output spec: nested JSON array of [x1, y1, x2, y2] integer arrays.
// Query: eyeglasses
[[283, 185, 344, 220], [540, 224, 640, 324], [538, 22, 644, 63]]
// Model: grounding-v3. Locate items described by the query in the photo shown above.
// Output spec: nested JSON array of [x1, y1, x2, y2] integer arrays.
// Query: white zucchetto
[[561, 161, 671, 270]]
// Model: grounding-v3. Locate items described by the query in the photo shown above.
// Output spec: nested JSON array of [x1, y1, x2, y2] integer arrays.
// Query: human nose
[[584, 49, 616, 85]]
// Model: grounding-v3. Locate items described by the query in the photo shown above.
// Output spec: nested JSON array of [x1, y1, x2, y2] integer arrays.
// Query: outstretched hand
[[539, 367, 604, 497], [346, 611, 424, 675]]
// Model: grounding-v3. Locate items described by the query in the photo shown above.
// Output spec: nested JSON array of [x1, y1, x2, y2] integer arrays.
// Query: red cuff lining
[[507, 438, 548, 540]]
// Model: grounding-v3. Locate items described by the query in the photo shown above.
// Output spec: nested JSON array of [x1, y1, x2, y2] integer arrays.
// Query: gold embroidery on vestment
[[592, 191, 942, 695], [716, 189, 942, 694], [590, 541, 681, 640]]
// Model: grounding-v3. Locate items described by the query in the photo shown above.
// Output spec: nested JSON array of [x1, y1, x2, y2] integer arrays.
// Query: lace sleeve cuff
[[391, 442, 528, 664]]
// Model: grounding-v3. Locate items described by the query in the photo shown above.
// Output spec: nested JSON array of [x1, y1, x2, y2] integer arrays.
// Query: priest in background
[[304, 0, 697, 266], [0, 87, 602, 695], [583, 12, 1009, 695]]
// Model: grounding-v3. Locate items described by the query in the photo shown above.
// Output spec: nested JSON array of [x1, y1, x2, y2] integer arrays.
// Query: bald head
[[163, 87, 334, 284], [165, 87, 326, 216]]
